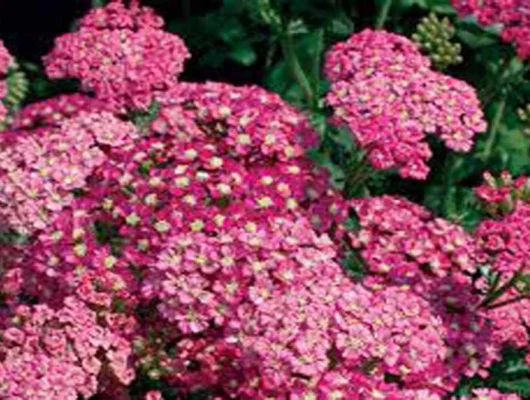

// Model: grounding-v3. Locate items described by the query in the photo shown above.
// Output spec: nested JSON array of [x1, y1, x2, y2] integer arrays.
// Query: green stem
[[480, 57, 510, 104], [279, 31, 315, 106], [442, 153, 459, 217], [311, 29, 324, 98], [91, 0, 105, 7], [482, 98, 506, 160], [481, 58, 528, 107], [376, 0, 393, 29], [486, 295, 527, 310]]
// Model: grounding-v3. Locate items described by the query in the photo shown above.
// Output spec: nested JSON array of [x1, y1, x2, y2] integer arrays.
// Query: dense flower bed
[[1, 0, 530, 398]]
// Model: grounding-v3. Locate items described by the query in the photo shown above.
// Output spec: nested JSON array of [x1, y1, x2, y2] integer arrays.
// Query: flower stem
[[486, 295, 528, 310], [376, 0, 393, 29], [279, 31, 315, 107], [482, 98, 506, 161]]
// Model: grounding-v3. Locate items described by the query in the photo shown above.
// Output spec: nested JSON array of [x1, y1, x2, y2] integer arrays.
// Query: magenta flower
[[43, 0, 190, 111], [325, 29, 486, 179], [0, 111, 138, 234], [0, 297, 134, 399]]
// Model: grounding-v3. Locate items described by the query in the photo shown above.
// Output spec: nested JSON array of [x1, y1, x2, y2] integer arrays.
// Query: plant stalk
[[376, 0, 393, 29], [482, 98, 506, 160], [486, 295, 528, 310], [279, 31, 315, 106]]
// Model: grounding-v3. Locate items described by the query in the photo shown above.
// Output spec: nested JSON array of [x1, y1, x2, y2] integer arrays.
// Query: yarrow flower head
[[476, 202, 530, 276], [452, 0, 530, 59], [43, 0, 190, 111], [153, 81, 320, 155], [4, 75, 480, 397], [10, 94, 110, 130], [325, 29, 486, 179], [349, 195, 478, 279], [0, 80, 332, 311], [482, 289, 530, 359], [0, 79, 346, 398], [0, 296, 134, 400], [347, 196, 501, 383], [0, 111, 138, 234], [0, 40, 12, 75], [334, 284, 449, 390], [1, 5, 525, 394], [142, 212, 354, 397]]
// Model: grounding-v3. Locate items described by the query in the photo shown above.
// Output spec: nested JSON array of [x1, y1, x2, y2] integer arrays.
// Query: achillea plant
[[1, 0, 530, 398]]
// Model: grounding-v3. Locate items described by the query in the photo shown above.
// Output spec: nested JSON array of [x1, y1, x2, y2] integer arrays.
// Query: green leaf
[[341, 250, 366, 280], [457, 28, 499, 49], [308, 111, 328, 136], [497, 379, 530, 397], [327, 14, 354, 38], [286, 19, 309, 35], [219, 22, 246, 44], [229, 43, 257, 66]]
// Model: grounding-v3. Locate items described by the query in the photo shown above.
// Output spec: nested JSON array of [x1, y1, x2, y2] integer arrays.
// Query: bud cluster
[[412, 13, 463, 70]]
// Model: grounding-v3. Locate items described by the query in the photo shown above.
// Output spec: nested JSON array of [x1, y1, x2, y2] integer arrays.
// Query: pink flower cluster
[[325, 29, 486, 179], [476, 201, 530, 276], [347, 196, 501, 381], [0, 1, 527, 398], [152, 215, 352, 397], [471, 173, 530, 373], [291, 369, 445, 399], [485, 289, 530, 353], [0, 296, 134, 400], [0, 40, 14, 123], [43, 0, 190, 111], [11, 94, 110, 130], [1, 77, 498, 397], [349, 195, 477, 279], [0, 78, 354, 397], [452, 0, 530, 59], [475, 171, 530, 215], [334, 285, 447, 387], [153, 81, 320, 153], [0, 111, 137, 234]]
